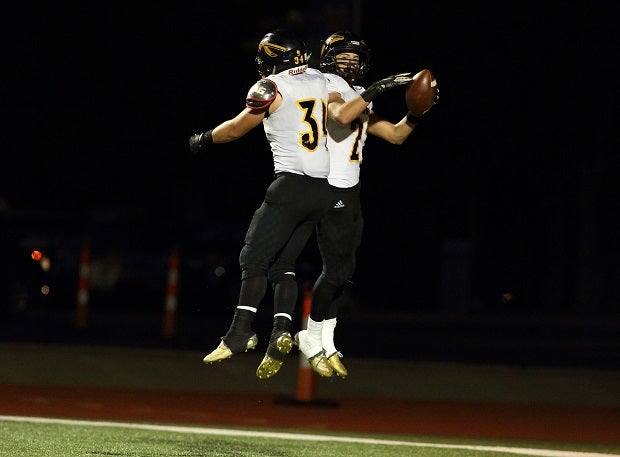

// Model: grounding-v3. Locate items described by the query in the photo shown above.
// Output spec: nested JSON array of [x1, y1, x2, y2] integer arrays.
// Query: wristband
[[406, 113, 421, 125], [361, 85, 382, 102], [201, 129, 214, 145]]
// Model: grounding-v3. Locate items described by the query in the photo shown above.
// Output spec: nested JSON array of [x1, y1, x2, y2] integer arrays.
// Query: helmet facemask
[[320, 32, 370, 85], [335, 53, 362, 84]]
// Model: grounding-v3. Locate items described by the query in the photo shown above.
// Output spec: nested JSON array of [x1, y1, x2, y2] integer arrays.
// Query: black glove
[[361, 72, 415, 102], [189, 130, 213, 154]]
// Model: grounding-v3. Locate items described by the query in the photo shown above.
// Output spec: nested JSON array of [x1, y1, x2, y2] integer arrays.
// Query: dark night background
[[3, 1, 618, 367]]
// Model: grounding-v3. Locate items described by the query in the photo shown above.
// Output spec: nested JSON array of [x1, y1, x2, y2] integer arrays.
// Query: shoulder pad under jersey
[[246, 78, 277, 109]]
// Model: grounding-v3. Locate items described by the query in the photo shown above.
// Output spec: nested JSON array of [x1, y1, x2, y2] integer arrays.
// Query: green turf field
[[1, 416, 619, 457]]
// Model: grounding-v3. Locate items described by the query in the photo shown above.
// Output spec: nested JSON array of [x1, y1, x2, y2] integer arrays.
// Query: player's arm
[[189, 109, 266, 153], [367, 111, 416, 145], [213, 109, 267, 142], [368, 80, 439, 145], [328, 72, 415, 125], [328, 91, 370, 125], [189, 78, 280, 153]]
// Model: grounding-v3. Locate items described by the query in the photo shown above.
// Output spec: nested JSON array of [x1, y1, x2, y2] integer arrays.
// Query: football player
[[265, 31, 439, 378]]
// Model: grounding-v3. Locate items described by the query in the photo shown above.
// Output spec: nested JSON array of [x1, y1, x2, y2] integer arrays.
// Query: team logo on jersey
[[288, 65, 307, 75]]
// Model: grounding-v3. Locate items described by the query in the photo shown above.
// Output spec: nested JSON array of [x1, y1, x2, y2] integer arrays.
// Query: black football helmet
[[256, 29, 310, 78], [320, 31, 370, 84]]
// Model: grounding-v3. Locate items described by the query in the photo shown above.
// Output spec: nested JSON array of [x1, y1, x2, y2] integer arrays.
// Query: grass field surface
[[2, 415, 620, 457]]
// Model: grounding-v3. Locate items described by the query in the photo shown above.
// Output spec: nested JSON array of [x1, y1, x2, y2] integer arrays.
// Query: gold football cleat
[[327, 352, 348, 378], [256, 355, 283, 379], [276, 332, 293, 354], [294, 331, 333, 377], [255, 332, 293, 379], [309, 353, 333, 377], [202, 335, 258, 364]]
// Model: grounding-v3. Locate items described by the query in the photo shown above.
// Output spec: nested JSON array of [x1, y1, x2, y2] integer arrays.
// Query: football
[[405, 69, 438, 117]]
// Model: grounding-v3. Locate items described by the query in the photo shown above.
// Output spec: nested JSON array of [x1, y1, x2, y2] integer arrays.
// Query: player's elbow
[[389, 127, 413, 145], [381, 134, 407, 145], [332, 110, 355, 125]]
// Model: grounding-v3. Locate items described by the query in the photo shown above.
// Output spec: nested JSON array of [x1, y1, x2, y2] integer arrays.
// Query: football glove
[[361, 72, 414, 102], [189, 130, 213, 154]]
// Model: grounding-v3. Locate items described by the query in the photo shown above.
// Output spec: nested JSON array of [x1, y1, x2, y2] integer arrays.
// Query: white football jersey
[[325, 73, 371, 188], [263, 68, 330, 178]]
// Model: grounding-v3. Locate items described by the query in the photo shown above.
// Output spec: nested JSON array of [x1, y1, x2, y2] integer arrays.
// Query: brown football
[[405, 69, 437, 117]]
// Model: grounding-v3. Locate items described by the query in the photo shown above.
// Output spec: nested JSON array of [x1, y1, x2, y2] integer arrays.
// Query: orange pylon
[[74, 240, 90, 329], [162, 247, 180, 337], [296, 280, 315, 402]]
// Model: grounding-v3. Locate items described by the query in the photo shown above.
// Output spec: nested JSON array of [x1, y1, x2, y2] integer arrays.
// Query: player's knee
[[241, 261, 268, 280], [323, 270, 349, 289], [269, 270, 296, 285], [240, 246, 269, 279]]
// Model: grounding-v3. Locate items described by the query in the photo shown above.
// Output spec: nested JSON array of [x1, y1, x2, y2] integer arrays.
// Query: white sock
[[306, 317, 323, 348], [321, 318, 337, 356]]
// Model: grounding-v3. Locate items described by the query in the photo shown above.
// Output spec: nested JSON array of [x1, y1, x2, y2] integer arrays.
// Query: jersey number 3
[[297, 99, 327, 152]]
